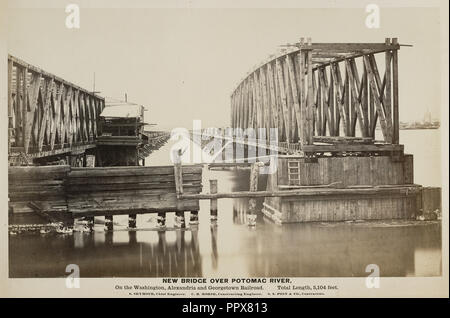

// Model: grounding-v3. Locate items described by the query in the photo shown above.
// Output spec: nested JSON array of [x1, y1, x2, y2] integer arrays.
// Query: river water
[[9, 129, 442, 277]]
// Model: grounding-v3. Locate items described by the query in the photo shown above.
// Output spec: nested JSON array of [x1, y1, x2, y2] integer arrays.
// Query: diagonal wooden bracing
[[230, 38, 403, 154], [8, 55, 105, 162]]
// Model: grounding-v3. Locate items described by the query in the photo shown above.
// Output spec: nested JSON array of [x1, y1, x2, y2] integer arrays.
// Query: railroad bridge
[[7, 55, 168, 167], [230, 37, 404, 156], [7, 38, 442, 230]]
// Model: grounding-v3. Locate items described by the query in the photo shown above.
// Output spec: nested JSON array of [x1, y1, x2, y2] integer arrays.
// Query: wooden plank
[[344, 63, 351, 135], [15, 65, 23, 146], [362, 61, 369, 137], [306, 48, 314, 145], [302, 143, 403, 153], [173, 150, 184, 196], [21, 67, 28, 150], [384, 39, 393, 142], [275, 58, 290, 142], [392, 38, 400, 144], [243, 79, 249, 129], [69, 165, 203, 177], [267, 62, 278, 130], [62, 86, 73, 144], [8, 59, 13, 151], [298, 48, 307, 144], [180, 185, 421, 200], [282, 57, 294, 142], [251, 74, 258, 130], [66, 174, 202, 185], [296, 43, 400, 51]]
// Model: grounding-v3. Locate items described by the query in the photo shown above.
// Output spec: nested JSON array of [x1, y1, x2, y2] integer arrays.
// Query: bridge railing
[[230, 38, 405, 155], [8, 55, 105, 162]]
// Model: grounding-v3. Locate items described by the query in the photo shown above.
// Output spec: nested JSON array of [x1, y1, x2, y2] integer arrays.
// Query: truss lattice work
[[8, 55, 105, 161], [230, 38, 405, 154]]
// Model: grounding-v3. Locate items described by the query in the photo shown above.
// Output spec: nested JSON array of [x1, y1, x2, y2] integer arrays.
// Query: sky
[[6, 3, 442, 130]]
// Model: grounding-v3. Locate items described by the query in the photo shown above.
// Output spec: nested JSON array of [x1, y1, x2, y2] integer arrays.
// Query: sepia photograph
[[0, 0, 448, 299]]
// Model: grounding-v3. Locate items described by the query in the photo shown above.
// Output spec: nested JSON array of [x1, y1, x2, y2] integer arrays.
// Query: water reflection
[[10, 229, 203, 278]]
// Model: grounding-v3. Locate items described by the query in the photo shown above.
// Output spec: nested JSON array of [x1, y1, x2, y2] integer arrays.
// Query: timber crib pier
[[8, 164, 203, 231]]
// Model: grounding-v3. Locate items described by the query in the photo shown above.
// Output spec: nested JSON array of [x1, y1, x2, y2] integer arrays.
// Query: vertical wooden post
[[385, 38, 393, 143], [210, 179, 218, 224], [157, 212, 166, 227], [87, 216, 95, 231], [173, 148, 183, 198], [392, 38, 399, 144], [22, 67, 28, 150], [363, 62, 369, 137], [104, 215, 113, 231], [247, 162, 262, 226], [189, 211, 199, 225], [8, 59, 13, 151], [306, 38, 314, 145], [15, 66, 22, 147], [128, 214, 137, 229], [173, 148, 186, 228], [299, 41, 307, 145], [175, 211, 185, 228], [231, 92, 234, 128]]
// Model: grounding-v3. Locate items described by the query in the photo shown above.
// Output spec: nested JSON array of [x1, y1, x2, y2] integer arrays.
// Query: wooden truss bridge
[[230, 38, 408, 155], [7, 55, 169, 166], [7, 55, 105, 165]]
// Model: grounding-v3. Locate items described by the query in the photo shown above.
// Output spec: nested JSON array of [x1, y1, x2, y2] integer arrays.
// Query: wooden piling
[[210, 179, 218, 224], [87, 216, 95, 231], [190, 211, 199, 225], [157, 212, 166, 227], [247, 162, 262, 226], [104, 215, 113, 231], [175, 211, 185, 228], [173, 149, 183, 198], [128, 214, 137, 229]]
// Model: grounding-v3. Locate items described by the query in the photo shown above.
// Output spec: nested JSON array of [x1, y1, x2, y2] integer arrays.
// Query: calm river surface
[[9, 129, 442, 277]]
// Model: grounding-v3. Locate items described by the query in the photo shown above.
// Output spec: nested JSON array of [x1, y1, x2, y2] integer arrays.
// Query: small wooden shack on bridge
[[96, 102, 169, 166]]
